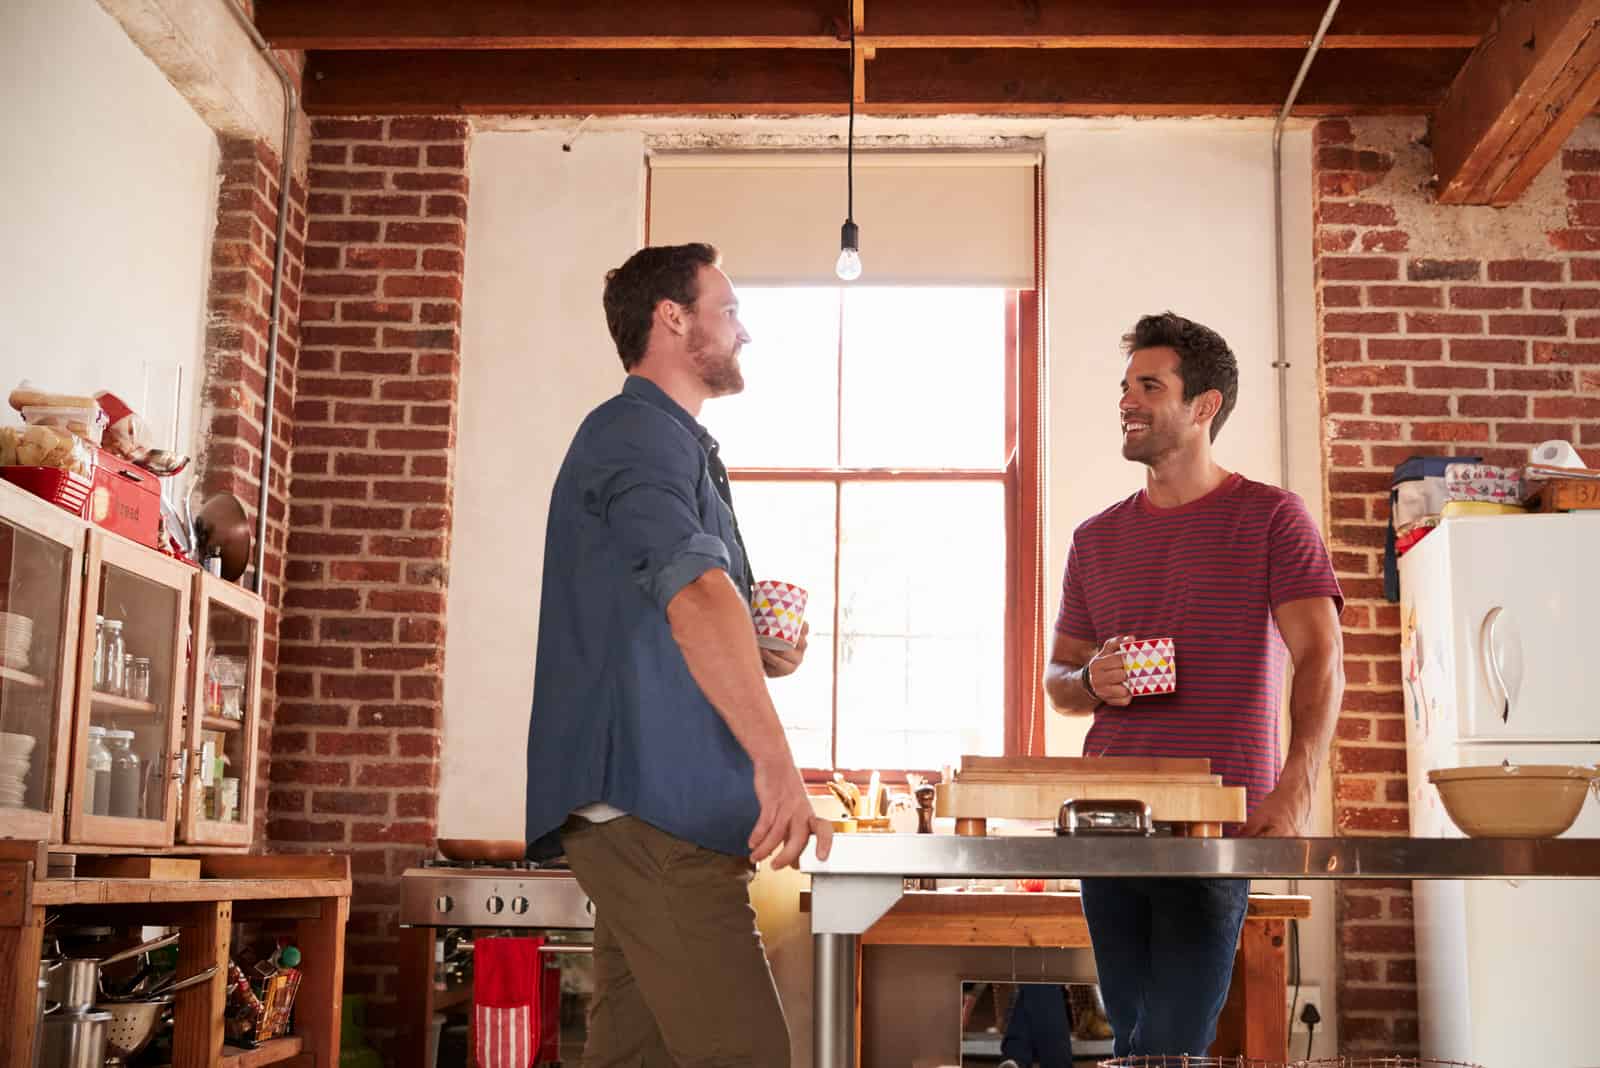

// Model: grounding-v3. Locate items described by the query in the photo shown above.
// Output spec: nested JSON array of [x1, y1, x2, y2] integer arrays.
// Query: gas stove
[[399, 863, 594, 929]]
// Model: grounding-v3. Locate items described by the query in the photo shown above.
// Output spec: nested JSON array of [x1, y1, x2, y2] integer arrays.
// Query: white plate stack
[[0, 611, 34, 672], [0, 731, 35, 808]]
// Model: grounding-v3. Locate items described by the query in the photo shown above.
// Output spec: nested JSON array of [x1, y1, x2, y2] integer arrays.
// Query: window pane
[[840, 289, 1007, 469], [726, 480, 836, 768], [701, 287, 839, 468], [835, 482, 1005, 770]]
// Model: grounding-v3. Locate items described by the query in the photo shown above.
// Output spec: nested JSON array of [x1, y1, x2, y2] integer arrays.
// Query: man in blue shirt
[[526, 243, 830, 1066]]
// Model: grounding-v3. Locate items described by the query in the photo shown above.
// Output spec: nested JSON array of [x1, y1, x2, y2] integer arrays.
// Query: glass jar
[[104, 729, 142, 819], [126, 657, 152, 703], [85, 726, 112, 816], [101, 620, 126, 696], [92, 615, 106, 691]]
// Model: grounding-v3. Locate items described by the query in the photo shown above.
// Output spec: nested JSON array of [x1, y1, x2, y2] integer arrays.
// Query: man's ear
[[1193, 388, 1223, 429], [655, 298, 690, 338]]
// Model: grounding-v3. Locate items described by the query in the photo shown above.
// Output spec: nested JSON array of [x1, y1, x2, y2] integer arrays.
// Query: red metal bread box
[[88, 448, 162, 548]]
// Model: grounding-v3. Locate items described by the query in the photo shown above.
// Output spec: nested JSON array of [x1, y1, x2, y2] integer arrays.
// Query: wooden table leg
[[0, 891, 46, 1068], [1210, 918, 1287, 1060], [397, 924, 436, 1068], [296, 895, 349, 1068], [172, 901, 231, 1068]]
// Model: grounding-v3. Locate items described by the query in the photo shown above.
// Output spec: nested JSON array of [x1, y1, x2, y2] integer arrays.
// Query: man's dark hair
[[602, 243, 720, 370], [1122, 312, 1239, 441]]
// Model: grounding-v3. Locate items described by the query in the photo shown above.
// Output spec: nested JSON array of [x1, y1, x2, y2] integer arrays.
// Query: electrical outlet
[[1288, 983, 1323, 1033]]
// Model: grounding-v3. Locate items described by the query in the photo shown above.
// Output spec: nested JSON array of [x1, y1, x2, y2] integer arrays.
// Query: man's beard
[[1120, 424, 1177, 465], [689, 324, 743, 396]]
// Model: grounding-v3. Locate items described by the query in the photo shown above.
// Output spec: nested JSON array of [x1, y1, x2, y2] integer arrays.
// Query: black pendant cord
[[847, 10, 855, 223]]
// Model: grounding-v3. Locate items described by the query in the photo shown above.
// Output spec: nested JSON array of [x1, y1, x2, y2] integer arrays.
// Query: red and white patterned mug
[[1120, 637, 1177, 697], [751, 580, 808, 650]]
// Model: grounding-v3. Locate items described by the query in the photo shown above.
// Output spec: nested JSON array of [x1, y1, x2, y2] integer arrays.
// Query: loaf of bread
[[8, 385, 98, 411]]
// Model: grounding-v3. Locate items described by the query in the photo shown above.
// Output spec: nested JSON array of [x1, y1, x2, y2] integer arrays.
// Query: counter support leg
[[813, 932, 860, 1068]]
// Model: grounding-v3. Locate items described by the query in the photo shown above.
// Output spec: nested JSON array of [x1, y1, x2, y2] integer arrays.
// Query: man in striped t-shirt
[[1044, 312, 1344, 1057]]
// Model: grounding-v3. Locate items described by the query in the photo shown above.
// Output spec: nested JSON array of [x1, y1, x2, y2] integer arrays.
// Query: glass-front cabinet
[[180, 571, 263, 846], [66, 530, 192, 847], [0, 481, 86, 843]]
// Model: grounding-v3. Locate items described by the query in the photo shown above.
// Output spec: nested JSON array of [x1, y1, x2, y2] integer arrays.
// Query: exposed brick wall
[[1314, 116, 1600, 1051], [267, 116, 468, 1035], [198, 135, 306, 831]]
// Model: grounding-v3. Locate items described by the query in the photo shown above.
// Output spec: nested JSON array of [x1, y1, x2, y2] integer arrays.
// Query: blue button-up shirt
[[525, 376, 758, 860]]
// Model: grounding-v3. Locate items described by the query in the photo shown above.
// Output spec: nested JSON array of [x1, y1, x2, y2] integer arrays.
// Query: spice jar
[[126, 657, 152, 703]]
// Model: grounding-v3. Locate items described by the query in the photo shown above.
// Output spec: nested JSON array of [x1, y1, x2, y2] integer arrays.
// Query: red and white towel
[[473, 936, 561, 1067]]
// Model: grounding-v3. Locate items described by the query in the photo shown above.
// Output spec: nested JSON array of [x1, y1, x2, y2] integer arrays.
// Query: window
[[702, 286, 1042, 773]]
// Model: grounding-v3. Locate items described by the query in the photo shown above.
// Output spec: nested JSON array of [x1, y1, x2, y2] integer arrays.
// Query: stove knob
[[435, 895, 454, 915], [485, 895, 505, 916], [511, 896, 529, 916]]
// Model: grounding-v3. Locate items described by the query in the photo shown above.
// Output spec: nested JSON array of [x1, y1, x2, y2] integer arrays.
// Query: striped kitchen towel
[[473, 936, 559, 1067]]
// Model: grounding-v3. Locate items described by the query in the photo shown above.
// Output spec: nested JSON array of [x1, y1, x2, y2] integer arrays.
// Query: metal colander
[[103, 999, 165, 1063]]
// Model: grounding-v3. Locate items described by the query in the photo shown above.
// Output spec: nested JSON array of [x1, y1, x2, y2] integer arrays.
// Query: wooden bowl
[[436, 838, 527, 863], [1428, 764, 1597, 838]]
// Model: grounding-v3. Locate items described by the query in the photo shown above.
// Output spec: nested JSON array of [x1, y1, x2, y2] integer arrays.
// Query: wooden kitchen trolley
[[0, 841, 351, 1068]]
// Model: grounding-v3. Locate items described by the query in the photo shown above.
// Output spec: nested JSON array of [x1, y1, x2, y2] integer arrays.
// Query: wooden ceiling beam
[[260, 0, 1491, 50], [302, 47, 1470, 116], [864, 0, 1499, 46], [1432, 0, 1600, 206], [868, 47, 1469, 113], [259, 0, 846, 49]]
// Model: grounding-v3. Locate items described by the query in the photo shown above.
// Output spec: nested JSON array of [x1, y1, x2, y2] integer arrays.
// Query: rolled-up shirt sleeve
[[580, 411, 732, 613]]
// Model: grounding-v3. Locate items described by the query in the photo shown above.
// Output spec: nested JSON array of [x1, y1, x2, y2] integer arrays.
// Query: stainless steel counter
[[800, 834, 1600, 1068]]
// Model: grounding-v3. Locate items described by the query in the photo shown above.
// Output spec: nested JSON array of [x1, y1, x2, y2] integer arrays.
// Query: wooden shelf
[[203, 715, 243, 732], [221, 1036, 303, 1067], [90, 691, 158, 715], [0, 664, 45, 688]]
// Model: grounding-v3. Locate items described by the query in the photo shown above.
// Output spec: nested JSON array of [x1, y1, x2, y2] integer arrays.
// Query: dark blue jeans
[[1000, 983, 1073, 1068], [1079, 877, 1250, 1057]]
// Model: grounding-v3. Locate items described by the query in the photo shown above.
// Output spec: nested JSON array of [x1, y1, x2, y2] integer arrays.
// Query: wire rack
[[1293, 1061, 1483, 1067], [1098, 1059, 1287, 1067], [1098, 1060, 1482, 1068]]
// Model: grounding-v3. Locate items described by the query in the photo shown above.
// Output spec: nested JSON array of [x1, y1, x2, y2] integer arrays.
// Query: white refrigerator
[[1399, 513, 1600, 1066]]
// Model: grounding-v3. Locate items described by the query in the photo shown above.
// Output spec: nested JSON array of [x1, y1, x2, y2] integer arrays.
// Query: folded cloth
[[474, 936, 560, 1067]]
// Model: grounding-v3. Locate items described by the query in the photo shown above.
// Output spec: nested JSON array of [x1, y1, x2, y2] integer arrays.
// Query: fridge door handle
[[1480, 606, 1511, 724]]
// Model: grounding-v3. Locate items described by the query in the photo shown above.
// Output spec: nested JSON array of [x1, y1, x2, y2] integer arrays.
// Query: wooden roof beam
[[258, 0, 844, 50], [260, 0, 1492, 50], [1432, 0, 1600, 205], [301, 47, 1469, 117]]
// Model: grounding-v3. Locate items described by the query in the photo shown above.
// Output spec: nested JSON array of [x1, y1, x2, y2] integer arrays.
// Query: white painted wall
[[0, 0, 219, 460], [444, 117, 1336, 1061], [440, 130, 647, 839]]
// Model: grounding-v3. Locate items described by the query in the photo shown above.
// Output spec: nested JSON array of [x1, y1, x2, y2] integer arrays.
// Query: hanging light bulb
[[836, 220, 861, 281], [836, 6, 862, 282]]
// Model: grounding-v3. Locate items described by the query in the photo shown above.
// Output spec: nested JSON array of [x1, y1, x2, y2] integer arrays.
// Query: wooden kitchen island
[[801, 887, 1308, 1061]]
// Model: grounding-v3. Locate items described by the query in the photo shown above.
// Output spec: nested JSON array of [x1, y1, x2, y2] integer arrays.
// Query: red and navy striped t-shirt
[[1056, 474, 1343, 814]]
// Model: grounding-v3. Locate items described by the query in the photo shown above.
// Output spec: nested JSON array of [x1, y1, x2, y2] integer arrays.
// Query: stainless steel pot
[[38, 1009, 111, 1068], [31, 960, 50, 1068], [46, 930, 180, 1009]]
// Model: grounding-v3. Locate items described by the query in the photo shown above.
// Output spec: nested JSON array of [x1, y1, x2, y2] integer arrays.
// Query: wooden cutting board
[[960, 755, 1213, 775], [939, 755, 1246, 823], [935, 781, 1246, 823]]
